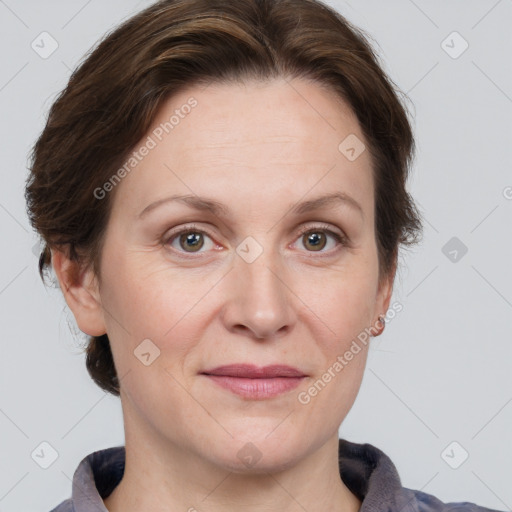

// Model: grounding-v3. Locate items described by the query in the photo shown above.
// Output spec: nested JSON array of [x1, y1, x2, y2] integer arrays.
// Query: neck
[[103, 427, 361, 512]]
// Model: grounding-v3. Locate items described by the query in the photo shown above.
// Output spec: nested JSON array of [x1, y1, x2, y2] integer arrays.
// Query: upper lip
[[201, 364, 306, 378]]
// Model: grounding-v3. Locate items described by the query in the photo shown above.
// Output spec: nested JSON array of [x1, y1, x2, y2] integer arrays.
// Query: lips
[[201, 364, 306, 378], [200, 364, 307, 399]]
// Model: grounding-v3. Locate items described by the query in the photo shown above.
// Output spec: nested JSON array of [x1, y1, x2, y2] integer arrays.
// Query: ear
[[374, 256, 397, 323], [51, 247, 107, 337]]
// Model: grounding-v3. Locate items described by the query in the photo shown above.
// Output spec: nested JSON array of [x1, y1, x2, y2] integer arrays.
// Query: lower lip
[[203, 375, 305, 399]]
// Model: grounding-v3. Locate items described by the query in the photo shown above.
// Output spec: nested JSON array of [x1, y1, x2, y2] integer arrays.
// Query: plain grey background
[[0, 0, 511, 510]]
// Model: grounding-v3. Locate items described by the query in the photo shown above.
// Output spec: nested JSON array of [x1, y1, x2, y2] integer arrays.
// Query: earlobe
[[373, 259, 397, 334], [51, 247, 107, 337]]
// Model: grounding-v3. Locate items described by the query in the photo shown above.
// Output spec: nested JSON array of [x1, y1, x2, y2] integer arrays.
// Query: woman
[[25, 0, 504, 511]]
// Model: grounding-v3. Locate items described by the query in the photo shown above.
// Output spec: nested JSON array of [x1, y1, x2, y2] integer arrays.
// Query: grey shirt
[[50, 438, 503, 512]]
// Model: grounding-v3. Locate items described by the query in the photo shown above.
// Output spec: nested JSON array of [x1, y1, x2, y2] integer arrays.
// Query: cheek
[[100, 247, 190, 337], [298, 256, 377, 424], [99, 250, 221, 376], [296, 340, 369, 439], [99, 258, 205, 419], [294, 261, 377, 350]]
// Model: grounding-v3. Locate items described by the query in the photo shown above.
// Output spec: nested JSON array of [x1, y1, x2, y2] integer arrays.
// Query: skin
[[52, 77, 395, 512]]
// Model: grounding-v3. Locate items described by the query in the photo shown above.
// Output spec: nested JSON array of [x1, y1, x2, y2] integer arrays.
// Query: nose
[[220, 248, 296, 340]]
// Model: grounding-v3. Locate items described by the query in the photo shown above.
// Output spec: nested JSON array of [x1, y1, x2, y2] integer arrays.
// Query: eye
[[294, 224, 347, 253], [164, 224, 217, 255], [163, 222, 347, 258]]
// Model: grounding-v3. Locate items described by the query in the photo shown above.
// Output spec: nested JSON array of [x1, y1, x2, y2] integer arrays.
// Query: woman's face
[[68, 77, 393, 471]]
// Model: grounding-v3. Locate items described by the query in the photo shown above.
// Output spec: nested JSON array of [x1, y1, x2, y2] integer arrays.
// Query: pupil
[[306, 232, 325, 251], [179, 232, 327, 253], [181, 233, 203, 252]]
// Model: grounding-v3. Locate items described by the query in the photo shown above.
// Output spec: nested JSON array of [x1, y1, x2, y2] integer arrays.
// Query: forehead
[[111, 77, 374, 221]]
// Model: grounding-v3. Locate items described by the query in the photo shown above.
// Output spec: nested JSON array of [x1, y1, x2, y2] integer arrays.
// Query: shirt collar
[[67, 438, 411, 512]]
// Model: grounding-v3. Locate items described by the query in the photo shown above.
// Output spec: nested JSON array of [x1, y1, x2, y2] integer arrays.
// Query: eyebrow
[[137, 192, 364, 220]]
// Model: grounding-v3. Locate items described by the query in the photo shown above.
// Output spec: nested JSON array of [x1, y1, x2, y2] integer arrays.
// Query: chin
[[205, 428, 307, 475]]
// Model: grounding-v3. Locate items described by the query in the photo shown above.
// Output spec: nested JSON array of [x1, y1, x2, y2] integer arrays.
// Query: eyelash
[[162, 223, 348, 259]]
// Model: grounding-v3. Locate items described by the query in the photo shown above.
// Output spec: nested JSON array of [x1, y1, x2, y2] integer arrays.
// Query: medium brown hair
[[25, 0, 422, 396]]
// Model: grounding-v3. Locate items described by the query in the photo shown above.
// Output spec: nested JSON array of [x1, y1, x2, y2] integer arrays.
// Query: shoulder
[[337, 438, 504, 512], [401, 487, 504, 512], [47, 445, 125, 512], [48, 497, 74, 511]]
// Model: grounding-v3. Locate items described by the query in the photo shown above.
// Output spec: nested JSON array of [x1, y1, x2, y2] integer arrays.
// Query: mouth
[[200, 364, 307, 400], [201, 364, 306, 378]]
